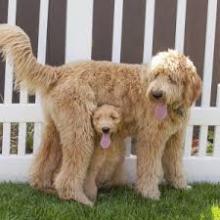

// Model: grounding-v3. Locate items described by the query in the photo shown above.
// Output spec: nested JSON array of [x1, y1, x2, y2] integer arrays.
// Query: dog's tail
[[0, 24, 59, 91]]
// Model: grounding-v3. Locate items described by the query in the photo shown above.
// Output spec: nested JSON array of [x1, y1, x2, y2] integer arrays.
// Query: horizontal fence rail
[[1, 105, 220, 125], [0, 0, 220, 183]]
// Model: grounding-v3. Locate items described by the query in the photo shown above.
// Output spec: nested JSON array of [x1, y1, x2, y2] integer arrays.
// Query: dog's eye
[[168, 76, 177, 84], [94, 116, 100, 121]]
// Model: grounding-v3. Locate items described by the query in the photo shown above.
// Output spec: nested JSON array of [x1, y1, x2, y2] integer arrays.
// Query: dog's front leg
[[135, 132, 166, 200], [162, 129, 189, 189]]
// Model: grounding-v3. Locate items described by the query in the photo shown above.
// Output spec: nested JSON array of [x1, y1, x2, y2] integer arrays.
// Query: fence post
[[2, 0, 17, 156], [33, 0, 49, 154], [199, 0, 218, 156], [214, 84, 220, 156]]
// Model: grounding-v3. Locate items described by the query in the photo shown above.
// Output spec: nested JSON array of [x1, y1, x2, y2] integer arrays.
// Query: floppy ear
[[185, 71, 202, 106]]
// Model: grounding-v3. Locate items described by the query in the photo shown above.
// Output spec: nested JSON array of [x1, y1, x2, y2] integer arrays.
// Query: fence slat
[[17, 123, 26, 155], [33, 122, 41, 154], [199, 0, 218, 156], [2, 123, 11, 156], [143, 0, 155, 63], [4, 61, 13, 104], [37, 0, 49, 66], [33, 0, 49, 153], [124, 137, 131, 156], [184, 126, 193, 156], [175, 0, 187, 52], [17, 88, 27, 155], [214, 84, 220, 156], [199, 127, 208, 156], [112, 0, 123, 63], [65, 0, 93, 62], [2, 0, 17, 156], [201, 0, 218, 107]]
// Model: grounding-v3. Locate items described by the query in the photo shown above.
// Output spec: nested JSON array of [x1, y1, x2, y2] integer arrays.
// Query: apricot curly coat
[[84, 104, 127, 202], [0, 25, 202, 206]]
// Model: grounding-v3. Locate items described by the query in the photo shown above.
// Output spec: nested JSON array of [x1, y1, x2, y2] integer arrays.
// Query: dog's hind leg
[[54, 102, 95, 206], [162, 129, 189, 189], [30, 117, 61, 191]]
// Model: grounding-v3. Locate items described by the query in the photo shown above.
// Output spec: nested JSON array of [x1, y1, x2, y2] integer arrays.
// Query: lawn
[[0, 183, 220, 220]]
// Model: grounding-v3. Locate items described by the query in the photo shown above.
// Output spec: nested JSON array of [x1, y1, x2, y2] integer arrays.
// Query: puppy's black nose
[[102, 127, 110, 133], [151, 90, 164, 100]]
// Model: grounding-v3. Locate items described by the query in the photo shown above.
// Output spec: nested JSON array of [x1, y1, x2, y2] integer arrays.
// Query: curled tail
[[0, 24, 59, 91]]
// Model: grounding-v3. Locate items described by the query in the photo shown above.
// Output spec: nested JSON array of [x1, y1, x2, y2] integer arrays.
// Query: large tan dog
[[0, 25, 201, 206]]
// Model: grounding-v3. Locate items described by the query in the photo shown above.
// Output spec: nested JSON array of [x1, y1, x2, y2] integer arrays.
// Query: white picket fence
[[0, 0, 220, 183]]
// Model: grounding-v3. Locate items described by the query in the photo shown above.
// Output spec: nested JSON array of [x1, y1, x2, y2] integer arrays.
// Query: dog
[[0, 25, 201, 206], [84, 104, 127, 202]]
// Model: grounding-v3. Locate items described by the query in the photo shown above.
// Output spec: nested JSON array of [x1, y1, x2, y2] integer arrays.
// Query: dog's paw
[[29, 178, 45, 190], [55, 174, 93, 207], [30, 174, 53, 191], [142, 189, 160, 200], [137, 185, 161, 200], [57, 189, 94, 207], [84, 183, 98, 202], [172, 181, 190, 191]]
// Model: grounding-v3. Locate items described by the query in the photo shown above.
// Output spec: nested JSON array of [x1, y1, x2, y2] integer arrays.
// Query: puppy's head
[[146, 49, 202, 120], [93, 104, 121, 149]]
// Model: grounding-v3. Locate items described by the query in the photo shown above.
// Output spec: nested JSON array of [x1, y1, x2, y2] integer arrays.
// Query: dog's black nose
[[102, 127, 110, 133], [151, 90, 164, 100]]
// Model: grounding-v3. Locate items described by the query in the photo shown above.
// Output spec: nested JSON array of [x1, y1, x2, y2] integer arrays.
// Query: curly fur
[[0, 25, 202, 206], [84, 104, 127, 201], [0, 25, 58, 91]]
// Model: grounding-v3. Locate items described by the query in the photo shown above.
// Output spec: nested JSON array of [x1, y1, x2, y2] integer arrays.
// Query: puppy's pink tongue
[[154, 104, 167, 120], [100, 133, 111, 149]]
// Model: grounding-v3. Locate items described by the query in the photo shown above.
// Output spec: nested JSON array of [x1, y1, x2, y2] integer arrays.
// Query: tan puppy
[[84, 104, 127, 201]]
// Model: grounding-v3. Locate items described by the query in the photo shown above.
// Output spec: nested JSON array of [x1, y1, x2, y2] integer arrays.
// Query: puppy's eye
[[168, 76, 177, 84], [110, 115, 118, 120], [154, 72, 160, 79]]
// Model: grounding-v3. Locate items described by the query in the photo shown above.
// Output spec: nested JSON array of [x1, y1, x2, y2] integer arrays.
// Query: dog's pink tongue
[[100, 133, 111, 149], [154, 104, 168, 120]]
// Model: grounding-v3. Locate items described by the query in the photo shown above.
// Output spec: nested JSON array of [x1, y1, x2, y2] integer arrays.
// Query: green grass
[[0, 183, 220, 220]]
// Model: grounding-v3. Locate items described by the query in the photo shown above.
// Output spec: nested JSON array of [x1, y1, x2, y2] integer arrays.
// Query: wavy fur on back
[[0, 24, 58, 91]]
